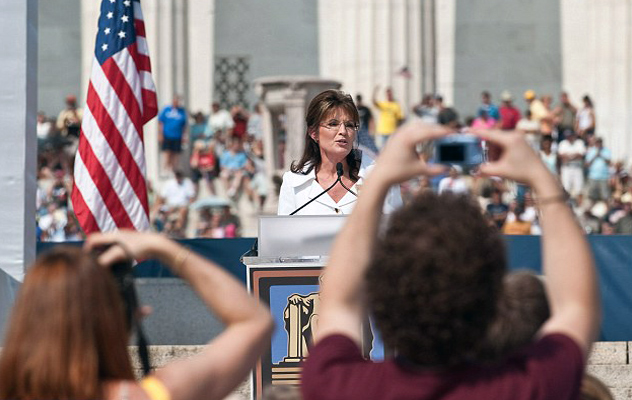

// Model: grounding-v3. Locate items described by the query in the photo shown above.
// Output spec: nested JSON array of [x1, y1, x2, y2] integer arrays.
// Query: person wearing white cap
[[499, 91, 521, 130], [558, 130, 586, 203]]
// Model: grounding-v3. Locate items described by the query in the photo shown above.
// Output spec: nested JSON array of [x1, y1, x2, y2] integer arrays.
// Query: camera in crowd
[[434, 134, 485, 167]]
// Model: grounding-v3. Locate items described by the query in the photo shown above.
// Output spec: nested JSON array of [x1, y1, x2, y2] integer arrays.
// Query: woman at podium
[[278, 90, 402, 215]]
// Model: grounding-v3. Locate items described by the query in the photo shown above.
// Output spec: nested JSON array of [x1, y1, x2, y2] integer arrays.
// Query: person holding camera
[[0, 231, 273, 400], [302, 121, 599, 400]]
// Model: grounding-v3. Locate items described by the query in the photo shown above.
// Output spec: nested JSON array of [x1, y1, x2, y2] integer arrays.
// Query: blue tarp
[[37, 238, 256, 281], [506, 235, 632, 341], [38, 235, 632, 341]]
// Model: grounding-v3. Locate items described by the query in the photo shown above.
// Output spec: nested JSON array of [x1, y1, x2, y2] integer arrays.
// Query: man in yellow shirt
[[523, 90, 549, 124], [372, 85, 403, 149]]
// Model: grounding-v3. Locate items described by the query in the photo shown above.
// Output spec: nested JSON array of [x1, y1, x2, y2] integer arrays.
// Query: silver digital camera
[[434, 134, 485, 166]]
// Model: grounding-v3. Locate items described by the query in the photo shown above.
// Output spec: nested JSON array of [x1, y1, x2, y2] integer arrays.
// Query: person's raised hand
[[371, 121, 450, 186], [472, 129, 549, 185], [84, 230, 168, 266]]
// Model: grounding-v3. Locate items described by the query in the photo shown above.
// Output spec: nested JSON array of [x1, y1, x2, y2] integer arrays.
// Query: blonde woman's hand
[[84, 230, 171, 266]]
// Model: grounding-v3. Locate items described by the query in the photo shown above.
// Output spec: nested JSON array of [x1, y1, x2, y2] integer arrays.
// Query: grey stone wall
[[452, 0, 562, 119], [129, 342, 632, 400], [213, 0, 319, 108], [136, 278, 225, 345], [1, 278, 224, 345], [129, 346, 250, 398], [38, 0, 82, 116], [1, 342, 629, 399], [588, 342, 632, 400]]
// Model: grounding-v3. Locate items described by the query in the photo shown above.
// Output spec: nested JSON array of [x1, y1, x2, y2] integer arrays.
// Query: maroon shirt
[[232, 114, 248, 139], [499, 106, 522, 130], [302, 334, 583, 400]]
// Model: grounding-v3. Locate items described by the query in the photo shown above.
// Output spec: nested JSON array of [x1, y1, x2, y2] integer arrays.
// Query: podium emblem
[[248, 265, 383, 399]]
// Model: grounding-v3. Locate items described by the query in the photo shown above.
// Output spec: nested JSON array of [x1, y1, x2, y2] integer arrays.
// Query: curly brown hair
[[366, 192, 506, 367]]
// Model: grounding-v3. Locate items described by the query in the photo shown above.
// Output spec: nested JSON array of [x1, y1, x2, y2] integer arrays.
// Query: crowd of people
[[153, 97, 268, 238], [36, 86, 632, 241], [36, 95, 271, 241], [8, 117, 612, 400], [386, 88, 629, 235], [36, 95, 84, 242]]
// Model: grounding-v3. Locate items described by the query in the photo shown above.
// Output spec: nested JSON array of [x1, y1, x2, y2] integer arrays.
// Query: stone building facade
[[35, 0, 632, 178]]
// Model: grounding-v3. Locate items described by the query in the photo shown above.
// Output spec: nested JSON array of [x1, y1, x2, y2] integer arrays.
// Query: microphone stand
[[336, 161, 357, 197], [340, 180, 357, 197], [289, 162, 357, 215], [290, 176, 341, 215]]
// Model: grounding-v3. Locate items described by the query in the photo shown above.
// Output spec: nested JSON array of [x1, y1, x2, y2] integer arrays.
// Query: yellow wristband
[[140, 376, 171, 400]]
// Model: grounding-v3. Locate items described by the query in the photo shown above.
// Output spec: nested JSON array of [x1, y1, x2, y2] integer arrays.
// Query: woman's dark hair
[[291, 89, 361, 181], [583, 95, 593, 107], [0, 247, 134, 400], [367, 192, 506, 368]]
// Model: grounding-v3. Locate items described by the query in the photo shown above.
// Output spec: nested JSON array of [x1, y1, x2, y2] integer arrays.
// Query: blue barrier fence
[[38, 235, 632, 341]]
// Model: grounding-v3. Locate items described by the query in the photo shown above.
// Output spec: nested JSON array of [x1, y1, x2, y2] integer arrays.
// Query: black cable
[[340, 179, 357, 197], [290, 177, 341, 215]]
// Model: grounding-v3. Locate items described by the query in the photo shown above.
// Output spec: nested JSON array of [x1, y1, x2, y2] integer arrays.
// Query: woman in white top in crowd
[[278, 90, 402, 215], [576, 95, 596, 139]]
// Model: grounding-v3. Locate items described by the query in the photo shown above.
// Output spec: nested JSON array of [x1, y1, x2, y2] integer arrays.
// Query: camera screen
[[438, 144, 465, 163]]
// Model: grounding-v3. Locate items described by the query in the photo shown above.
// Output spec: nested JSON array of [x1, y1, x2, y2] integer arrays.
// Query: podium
[[244, 215, 366, 398]]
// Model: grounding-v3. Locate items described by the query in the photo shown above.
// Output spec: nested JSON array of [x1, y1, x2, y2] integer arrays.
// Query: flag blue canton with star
[[95, 0, 137, 65]]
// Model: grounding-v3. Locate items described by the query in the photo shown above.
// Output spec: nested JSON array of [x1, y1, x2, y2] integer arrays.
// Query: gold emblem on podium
[[270, 292, 320, 385]]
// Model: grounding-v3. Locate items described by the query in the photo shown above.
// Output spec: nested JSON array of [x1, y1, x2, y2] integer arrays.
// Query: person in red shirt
[[302, 122, 599, 400], [498, 90, 521, 130], [190, 140, 219, 197], [231, 105, 249, 140]]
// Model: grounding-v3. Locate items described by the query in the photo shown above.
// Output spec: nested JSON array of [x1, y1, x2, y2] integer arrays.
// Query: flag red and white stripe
[[72, 0, 157, 234]]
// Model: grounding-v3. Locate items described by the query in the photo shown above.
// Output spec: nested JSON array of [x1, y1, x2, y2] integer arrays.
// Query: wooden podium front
[[243, 216, 384, 399], [243, 257, 325, 399]]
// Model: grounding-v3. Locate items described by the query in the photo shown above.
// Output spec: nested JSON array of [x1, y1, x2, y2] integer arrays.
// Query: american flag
[[72, 0, 157, 234]]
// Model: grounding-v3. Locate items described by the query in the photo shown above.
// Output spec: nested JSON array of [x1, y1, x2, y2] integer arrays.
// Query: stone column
[[187, 0, 214, 113], [318, 0, 423, 114], [561, 0, 632, 161], [137, 0, 160, 185], [0, 0, 37, 340], [173, 0, 188, 101], [421, 0, 436, 96], [434, 0, 456, 105], [284, 88, 310, 170], [0, 0, 37, 282]]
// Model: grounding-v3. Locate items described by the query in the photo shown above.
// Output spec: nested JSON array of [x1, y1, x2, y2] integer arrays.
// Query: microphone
[[336, 162, 344, 178]]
